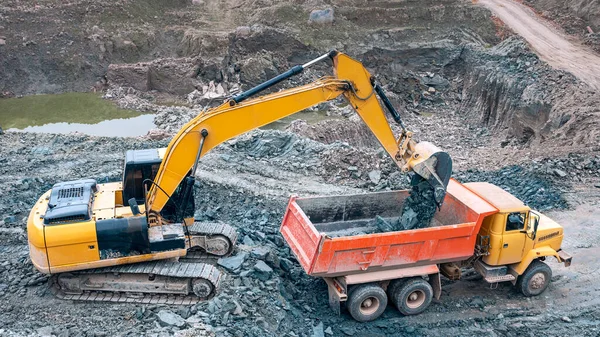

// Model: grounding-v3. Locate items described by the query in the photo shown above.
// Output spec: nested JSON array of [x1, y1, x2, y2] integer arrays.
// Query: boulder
[[253, 260, 273, 281], [217, 252, 247, 273], [157, 310, 186, 328], [368, 170, 381, 184], [309, 8, 334, 24]]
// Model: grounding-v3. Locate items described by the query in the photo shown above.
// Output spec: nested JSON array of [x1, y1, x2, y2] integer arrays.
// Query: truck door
[[498, 212, 527, 265]]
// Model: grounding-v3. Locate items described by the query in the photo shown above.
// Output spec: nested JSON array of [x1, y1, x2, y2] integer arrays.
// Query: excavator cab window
[[506, 212, 526, 231]]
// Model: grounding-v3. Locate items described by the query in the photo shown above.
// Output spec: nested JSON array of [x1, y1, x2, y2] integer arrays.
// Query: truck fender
[[428, 272, 442, 300], [509, 246, 562, 276]]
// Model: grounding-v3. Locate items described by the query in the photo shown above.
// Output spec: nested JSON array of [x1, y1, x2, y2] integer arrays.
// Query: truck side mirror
[[532, 216, 539, 240]]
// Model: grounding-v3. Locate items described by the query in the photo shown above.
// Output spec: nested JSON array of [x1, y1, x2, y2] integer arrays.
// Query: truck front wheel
[[347, 283, 388, 322], [517, 260, 552, 297], [390, 277, 433, 315]]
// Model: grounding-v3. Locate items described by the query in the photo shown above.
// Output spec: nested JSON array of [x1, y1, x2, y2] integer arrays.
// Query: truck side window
[[506, 212, 525, 231]]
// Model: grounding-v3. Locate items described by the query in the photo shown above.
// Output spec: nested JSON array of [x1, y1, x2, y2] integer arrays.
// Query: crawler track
[[50, 260, 220, 304]]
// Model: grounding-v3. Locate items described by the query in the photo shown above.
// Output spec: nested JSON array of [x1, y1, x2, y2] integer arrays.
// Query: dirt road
[[480, 0, 600, 90]]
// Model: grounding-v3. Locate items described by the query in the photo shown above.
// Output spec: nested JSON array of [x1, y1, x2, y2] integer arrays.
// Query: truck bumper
[[557, 249, 572, 267]]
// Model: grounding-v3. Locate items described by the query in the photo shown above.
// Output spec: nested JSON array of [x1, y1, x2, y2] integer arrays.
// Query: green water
[[0, 92, 156, 137], [0, 92, 143, 129]]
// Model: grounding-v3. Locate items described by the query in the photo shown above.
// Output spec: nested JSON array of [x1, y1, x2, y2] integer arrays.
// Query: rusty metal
[[440, 262, 462, 280], [557, 250, 572, 267]]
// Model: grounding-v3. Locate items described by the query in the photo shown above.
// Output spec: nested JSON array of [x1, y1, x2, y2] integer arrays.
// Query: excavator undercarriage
[[48, 221, 237, 304]]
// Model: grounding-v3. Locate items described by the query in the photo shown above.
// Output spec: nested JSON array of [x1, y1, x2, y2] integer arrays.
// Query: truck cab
[[465, 182, 571, 284]]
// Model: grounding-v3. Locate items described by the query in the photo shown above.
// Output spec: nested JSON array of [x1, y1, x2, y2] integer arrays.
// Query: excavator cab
[[122, 148, 194, 222]]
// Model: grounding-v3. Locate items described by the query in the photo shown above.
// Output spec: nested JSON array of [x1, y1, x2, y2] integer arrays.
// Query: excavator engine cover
[[44, 179, 97, 225]]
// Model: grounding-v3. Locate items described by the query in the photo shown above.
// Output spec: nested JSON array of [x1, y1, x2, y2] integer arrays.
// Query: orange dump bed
[[280, 179, 498, 277]]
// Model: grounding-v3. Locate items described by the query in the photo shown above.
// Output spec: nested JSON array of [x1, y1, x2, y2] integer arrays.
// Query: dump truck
[[280, 179, 572, 322]]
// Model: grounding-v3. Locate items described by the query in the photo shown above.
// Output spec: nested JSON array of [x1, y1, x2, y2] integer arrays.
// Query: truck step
[[484, 274, 516, 283]]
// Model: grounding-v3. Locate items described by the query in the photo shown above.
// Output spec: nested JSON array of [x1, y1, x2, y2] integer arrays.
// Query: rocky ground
[[1, 0, 600, 336]]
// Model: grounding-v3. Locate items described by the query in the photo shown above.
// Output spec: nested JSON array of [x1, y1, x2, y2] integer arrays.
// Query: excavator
[[27, 51, 453, 304]]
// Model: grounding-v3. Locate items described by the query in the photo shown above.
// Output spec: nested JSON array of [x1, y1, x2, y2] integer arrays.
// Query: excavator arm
[[146, 51, 452, 223]]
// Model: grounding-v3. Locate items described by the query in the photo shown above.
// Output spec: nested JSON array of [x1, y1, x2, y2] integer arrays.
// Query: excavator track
[[50, 260, 220, 305], [185, 221, 238, 257]]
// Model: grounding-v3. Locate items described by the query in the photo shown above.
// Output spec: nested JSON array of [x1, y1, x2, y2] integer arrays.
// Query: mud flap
[[428, 272, 442, 300], [324, 278, 347, 315]]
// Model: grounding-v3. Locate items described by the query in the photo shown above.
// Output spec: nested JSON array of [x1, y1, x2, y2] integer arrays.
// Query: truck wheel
[[387, 278, 407, 306], [391, 278, 433, 315], [517, 260, 552, 297], [347, 284, 388, 322]]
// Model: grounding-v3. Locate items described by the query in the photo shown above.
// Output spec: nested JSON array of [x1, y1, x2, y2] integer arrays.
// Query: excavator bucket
[[402, 141, 453, 206]]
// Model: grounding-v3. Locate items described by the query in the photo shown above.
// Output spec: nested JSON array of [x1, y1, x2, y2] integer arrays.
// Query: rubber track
[[51, 261, 220, 305]]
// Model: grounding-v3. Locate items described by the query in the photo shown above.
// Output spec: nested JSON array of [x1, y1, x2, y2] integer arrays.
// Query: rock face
[[107, 58, 204, 95], [458, 37, 600, 147]]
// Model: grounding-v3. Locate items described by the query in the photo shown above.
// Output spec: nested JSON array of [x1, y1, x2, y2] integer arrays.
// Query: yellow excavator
[[27, 51, 452, 303]]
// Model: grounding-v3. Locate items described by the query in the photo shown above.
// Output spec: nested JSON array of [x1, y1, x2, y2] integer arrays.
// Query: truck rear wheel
[[390, 277, 433, 315], [517, 260, 552, 297], [347, 283, 388, 322]]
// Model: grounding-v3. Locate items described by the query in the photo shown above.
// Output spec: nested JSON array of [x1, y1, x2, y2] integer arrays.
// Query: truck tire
[[346, 283, 388, 322], [390, 277, 433, 316], [387, 278, 407, 306], [516, 260, 552, 297]]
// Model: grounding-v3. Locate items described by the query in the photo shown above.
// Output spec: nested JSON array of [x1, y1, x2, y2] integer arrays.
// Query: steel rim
[[359, 296, 380, 315], [529, 272, 546, 290], [406, 290, 426, 309]]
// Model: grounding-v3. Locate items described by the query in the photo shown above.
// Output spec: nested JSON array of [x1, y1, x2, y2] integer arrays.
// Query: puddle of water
[[0, 92, 155, 137], [261, 110, 342, 130]]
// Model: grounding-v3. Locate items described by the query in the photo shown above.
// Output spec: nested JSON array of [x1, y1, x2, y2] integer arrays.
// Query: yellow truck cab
[[465, 182, 572, 296]]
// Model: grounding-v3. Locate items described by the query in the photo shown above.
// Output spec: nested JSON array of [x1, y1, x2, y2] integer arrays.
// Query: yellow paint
[[44, 220, 100, 268], [464, 182, 528, 213], [115, 189, 124, 206], [509, 246, 562, 275], [497, 213, 527, 264], [29, 242, 49, 273], [47, 249, 187, 274]]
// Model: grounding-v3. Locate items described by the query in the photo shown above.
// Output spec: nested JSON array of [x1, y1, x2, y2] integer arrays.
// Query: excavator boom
[[147, 51, 453, 219]]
